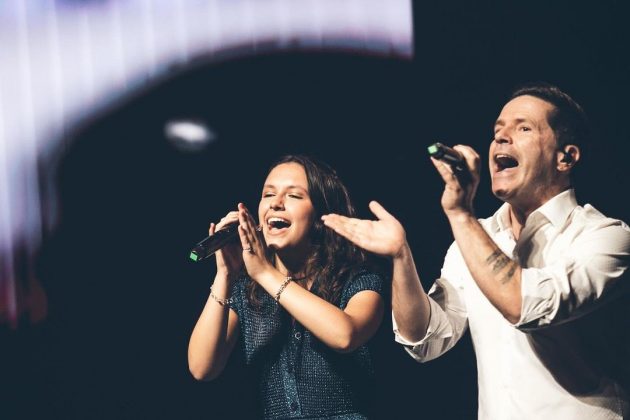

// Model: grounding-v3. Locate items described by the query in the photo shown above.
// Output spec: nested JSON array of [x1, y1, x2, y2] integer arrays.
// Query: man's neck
[[506, 186, 572, 240], [508, 207, 527, 240]]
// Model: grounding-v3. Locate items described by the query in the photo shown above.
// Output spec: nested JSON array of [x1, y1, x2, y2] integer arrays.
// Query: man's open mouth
[[494, 154, 519, 171]]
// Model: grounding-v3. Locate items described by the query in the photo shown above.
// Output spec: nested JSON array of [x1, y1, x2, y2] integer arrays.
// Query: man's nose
[[493, 127, 512, 144]]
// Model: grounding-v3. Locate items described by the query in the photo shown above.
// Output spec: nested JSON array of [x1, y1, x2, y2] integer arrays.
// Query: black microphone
[[189, 223, 240, 262], [427, 142, 466, 171]]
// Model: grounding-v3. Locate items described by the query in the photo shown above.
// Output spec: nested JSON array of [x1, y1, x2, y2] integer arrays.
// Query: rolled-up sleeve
[[392, 243, 469, 362], [515, 218, 630, 329]]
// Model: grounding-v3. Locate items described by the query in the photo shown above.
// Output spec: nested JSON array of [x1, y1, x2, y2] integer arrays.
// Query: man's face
[[490, 95, 564, 210]]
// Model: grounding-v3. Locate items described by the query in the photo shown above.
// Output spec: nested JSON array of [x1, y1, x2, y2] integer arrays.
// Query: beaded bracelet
[[274, 276, 293, 302], [209, 286, 234, 306]]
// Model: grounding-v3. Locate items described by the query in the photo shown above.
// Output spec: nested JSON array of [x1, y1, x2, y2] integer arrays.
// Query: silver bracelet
[[274, 276, 293, 302], [210, 286, 234, 306]]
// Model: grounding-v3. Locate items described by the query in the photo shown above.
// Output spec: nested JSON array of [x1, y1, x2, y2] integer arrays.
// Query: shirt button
[[294, 332, 302, 340], [290, 402, 298, 411]]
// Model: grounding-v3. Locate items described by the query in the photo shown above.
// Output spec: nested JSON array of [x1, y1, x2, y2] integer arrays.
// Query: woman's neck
[[274, 249, 309, 280]]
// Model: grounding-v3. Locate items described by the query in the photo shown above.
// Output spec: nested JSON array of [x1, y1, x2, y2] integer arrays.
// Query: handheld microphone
[[427, 142, 466, 171], [189, 223, 240, 262]]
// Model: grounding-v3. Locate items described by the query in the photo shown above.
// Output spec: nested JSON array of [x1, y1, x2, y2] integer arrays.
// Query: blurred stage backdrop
[[1, 1, 629, 419]]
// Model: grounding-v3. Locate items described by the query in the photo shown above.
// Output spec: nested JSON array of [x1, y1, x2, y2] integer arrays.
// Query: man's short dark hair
[[510, 82, 592, 153]]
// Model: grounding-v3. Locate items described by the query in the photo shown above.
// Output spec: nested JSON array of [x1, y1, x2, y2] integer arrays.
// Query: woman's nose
[[270, 196, 284, 210]]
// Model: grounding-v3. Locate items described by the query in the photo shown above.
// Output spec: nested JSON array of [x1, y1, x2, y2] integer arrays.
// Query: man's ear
[[557, 144, 580, 171]]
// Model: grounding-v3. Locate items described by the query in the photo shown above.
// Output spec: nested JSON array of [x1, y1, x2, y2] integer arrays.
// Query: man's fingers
[[431, 157, 457, 184], [322, 214, 356, 240], [368, 200, 394, 221], [453, 145, 480, 174], [325, 215, 372, 249], [322, 214, 348, 233]]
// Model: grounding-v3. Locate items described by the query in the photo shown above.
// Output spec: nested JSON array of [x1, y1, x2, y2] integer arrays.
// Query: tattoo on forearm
[[501, 263, 517, 284], [492, 256, 510, 273], [486, 249, 517, 284], [486, 250, 509, 273], [485, 250, 502, 265]]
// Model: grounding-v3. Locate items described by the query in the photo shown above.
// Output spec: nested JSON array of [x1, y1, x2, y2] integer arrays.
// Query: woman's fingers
[[213, 211, 240, 232], [237, 203, 259, 253]]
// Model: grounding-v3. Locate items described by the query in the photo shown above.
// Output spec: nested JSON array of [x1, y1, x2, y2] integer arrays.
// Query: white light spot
[[164, 119, 216, 151]]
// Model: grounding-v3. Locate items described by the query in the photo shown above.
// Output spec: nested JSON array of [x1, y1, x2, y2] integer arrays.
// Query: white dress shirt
[[394, 190, 630, 420]]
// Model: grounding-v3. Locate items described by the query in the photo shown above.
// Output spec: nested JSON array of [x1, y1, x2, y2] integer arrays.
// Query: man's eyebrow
[[494, 117, 531, 130]]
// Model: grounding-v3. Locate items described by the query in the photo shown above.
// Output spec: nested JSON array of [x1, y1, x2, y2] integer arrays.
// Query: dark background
[[3, 2, 630, 419]]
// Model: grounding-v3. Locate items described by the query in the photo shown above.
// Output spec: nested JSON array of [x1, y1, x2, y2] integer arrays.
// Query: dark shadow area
[[3, 2, 630, 419]]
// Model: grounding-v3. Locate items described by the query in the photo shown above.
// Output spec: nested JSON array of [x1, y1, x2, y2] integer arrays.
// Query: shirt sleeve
[[392, 243, 469, 362], [339, 270, 384, 309], [516, 217, 630, 329]]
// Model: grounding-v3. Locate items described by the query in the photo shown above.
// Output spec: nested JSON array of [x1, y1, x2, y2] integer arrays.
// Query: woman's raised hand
[[237, 203, 274, 280], [210, 210, 243, 278]]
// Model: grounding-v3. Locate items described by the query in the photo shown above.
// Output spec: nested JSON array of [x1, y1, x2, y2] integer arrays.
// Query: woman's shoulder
[[340, 267, 385, 304], [348, 268, 384, 285]]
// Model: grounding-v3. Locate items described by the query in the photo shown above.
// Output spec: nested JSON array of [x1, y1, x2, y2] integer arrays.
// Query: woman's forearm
[[187, 273, 240, 381]]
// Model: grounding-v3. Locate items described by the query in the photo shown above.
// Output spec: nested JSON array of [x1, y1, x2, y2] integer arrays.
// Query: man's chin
[[492, 187, 513, 201]]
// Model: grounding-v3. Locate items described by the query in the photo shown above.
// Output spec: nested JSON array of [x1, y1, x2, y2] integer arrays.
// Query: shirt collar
[[492, 189, 578, 233], [533, 189, 578, 227]]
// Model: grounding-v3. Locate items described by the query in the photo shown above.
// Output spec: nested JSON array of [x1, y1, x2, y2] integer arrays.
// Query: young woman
[[188, 155, 384, 419]]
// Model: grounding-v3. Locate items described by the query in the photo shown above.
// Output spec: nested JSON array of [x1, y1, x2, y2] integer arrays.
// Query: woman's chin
[[265, 239, 286, 251]]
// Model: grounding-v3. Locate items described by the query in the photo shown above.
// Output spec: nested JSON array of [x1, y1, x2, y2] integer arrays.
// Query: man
[[322, 83, 630, 419]]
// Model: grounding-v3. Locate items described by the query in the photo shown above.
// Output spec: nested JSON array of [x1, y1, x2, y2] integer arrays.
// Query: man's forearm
[[391, 244, 431, 342], [448, 213, 522, 323]]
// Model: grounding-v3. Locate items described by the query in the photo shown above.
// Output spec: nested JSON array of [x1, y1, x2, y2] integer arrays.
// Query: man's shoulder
[[575, 203, 630, 232], [568, 204, 630, 252]]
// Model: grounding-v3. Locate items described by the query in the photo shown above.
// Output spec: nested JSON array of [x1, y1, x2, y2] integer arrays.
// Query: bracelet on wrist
[[274, 276, 293, 302], [210, 285, 234, 306]]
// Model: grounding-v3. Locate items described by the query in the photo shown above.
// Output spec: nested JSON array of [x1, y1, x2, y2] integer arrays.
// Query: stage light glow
[[165, 119, 216, 152]]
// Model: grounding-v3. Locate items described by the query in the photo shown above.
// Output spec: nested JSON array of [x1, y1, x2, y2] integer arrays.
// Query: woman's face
[[258, 162, 316, 252]]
